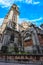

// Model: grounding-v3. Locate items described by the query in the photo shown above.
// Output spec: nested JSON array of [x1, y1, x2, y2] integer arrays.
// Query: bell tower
[[6, 4, 19, 30], [11, 4, 19, 30], [0, 4, 19, 34], [0, 4, 19, 45]]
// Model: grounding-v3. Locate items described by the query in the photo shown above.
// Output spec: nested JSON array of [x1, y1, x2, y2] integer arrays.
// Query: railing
[[0, 59, 43, 65], [0, 54, 43, 63], [0, 55, 43, 60]]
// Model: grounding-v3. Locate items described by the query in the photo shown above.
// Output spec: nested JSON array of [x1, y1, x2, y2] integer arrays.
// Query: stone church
[[0, 4, 43, 55]]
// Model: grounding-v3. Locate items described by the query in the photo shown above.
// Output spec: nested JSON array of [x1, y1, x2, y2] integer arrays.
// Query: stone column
[[31, 27, 41, 54], [31, 27, 40, 46], [3, 34, 10, 45]]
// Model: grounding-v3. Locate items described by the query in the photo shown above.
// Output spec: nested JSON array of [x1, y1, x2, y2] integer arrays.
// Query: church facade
[[0, 4, 43, 61]]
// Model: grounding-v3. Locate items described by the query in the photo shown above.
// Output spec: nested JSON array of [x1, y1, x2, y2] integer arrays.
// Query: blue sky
[[0, 0, 43, 26]]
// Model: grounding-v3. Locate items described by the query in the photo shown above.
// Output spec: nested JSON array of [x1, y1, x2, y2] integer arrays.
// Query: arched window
[[14, 15, 16, 23], [7, 20, 12, 28], [10, 34, 14, 41]]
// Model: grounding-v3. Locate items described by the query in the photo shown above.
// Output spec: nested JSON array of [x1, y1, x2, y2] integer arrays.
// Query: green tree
[[14, 44, 19, 54], [1, 45, 8, 54]]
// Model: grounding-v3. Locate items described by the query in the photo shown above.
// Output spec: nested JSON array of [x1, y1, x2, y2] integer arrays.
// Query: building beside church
[[0, 4, 43, 61]]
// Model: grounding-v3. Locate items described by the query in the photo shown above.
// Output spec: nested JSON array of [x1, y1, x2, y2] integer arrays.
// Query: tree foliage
[[1, 45, 8, 53]]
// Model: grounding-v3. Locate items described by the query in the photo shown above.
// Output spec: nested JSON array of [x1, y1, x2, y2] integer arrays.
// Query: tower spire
[[0, 4, 19, 34]]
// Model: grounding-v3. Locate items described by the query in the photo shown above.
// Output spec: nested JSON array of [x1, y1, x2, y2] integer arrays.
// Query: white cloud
[[0, 0, 14, 8], [25, 0, 40, 5], [0, 0, 40, 8], [33, 2, 40, 5], [0, 18, 4, 26], [31, 17, 43, 21], [15, 0, 40, 5], [18, 17, 43, 25], [26, 0, 32, 4], [0, 0, 23, 8], [15, 0, 23, 2]]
